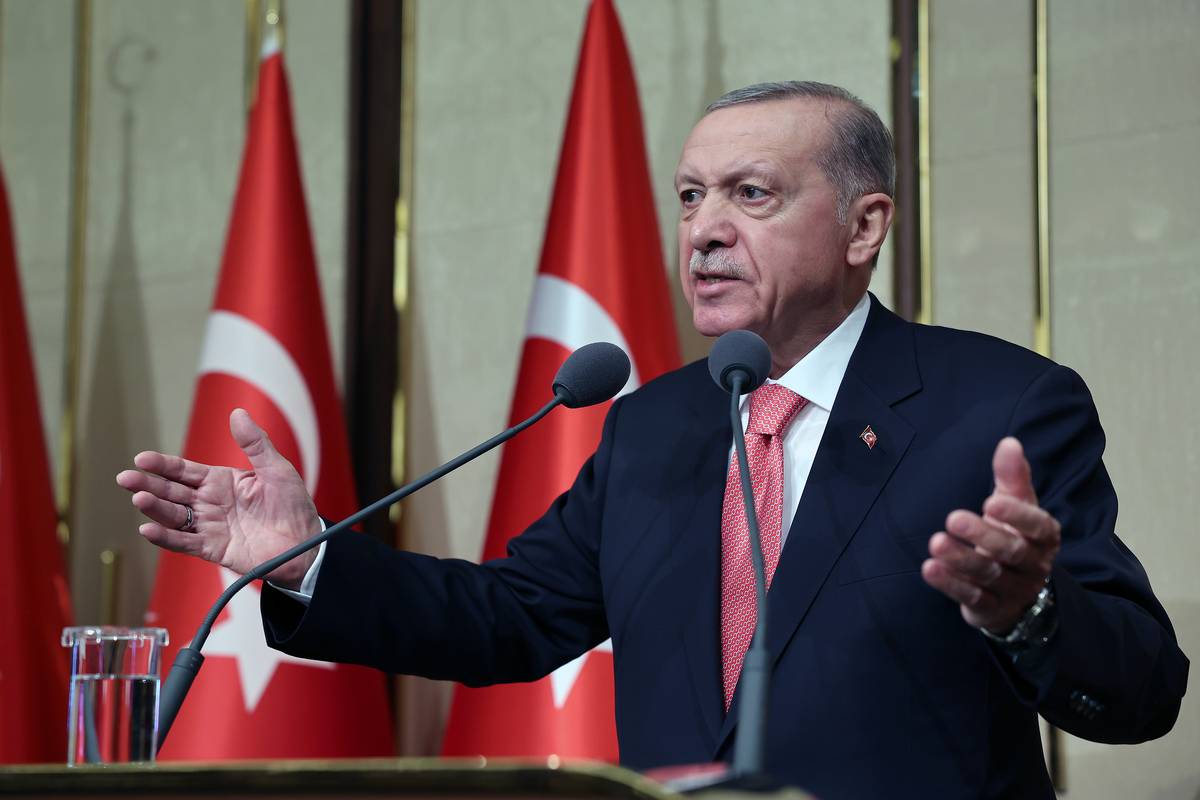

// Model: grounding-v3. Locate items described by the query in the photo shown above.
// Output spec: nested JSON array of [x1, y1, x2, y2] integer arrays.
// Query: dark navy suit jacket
[[264, 296, 1187, 799]]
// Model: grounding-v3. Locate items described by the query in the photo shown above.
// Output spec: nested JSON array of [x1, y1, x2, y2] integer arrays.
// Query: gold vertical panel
[[391, 0, 416, 525], [245, 0, 286, 114], [98, 549, 121, 625], [58, 0, 93, 553], [393, 0, 418, 753], [244, 0, 262, 113], [916, 0, 933, 325], [1033, 5, 1062, 790], [266, 0, 285, 53], [0, 1, 5, 105], [1033, 0, 1051, 358]]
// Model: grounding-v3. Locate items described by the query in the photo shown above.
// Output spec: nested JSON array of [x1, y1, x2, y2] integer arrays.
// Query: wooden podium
[[0, 758, 682, 800]]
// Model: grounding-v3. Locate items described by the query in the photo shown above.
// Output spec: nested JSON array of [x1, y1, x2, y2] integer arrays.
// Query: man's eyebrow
[[674, 160, 781, 189], [726, 160, 780, 182]]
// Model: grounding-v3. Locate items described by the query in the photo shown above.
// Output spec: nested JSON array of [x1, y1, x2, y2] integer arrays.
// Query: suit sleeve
[[258, 399, 623, 686], [998, 364, 1188, 743]]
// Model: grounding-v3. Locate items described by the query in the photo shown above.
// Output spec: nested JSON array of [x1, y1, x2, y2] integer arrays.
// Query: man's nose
[[688, 196, 736, 252]]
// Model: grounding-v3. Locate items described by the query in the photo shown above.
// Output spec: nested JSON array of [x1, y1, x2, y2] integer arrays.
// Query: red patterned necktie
[[720, 383, 808, 711]]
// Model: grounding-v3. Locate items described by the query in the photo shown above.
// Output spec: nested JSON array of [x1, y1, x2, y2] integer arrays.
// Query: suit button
[[1068, 690, 1104, 720]]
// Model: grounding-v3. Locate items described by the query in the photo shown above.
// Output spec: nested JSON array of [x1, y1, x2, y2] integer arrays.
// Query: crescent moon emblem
[[525, 274, 641, 396], [196, 311, 321, 495]]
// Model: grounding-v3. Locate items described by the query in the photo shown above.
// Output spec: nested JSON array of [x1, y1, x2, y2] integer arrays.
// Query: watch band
[[979, 580, 1057, 650]]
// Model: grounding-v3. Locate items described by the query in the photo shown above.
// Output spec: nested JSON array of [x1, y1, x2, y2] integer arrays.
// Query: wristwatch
[[979, 580, 1058, 652]]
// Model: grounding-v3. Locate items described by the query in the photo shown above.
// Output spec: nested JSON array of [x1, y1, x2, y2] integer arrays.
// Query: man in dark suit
[[119, 82, 1187, 798]]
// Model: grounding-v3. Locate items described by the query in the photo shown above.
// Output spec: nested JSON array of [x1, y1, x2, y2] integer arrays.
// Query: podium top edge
[[0, 757, 682, 799]]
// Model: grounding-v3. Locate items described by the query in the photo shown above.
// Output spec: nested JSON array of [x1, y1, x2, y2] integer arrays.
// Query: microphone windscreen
[[552, 342, 633, 408], [708, 330, 771, 393]]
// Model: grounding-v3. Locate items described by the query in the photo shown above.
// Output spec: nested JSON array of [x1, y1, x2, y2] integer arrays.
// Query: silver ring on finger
[[181, 505, 196, 532]]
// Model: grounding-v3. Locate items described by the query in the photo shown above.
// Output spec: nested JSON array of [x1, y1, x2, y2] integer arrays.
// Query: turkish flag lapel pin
[[860, 425, 878, 450]]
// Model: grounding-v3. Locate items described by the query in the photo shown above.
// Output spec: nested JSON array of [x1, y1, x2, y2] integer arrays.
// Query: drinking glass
[[61, 626, 168, 765]]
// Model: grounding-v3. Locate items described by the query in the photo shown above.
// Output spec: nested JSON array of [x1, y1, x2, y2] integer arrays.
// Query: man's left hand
[[921, 437, 1062, 635]]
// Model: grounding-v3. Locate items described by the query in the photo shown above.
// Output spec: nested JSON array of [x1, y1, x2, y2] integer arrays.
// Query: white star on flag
[[549, 638, 613, 709], [202, 567, 335, 713]]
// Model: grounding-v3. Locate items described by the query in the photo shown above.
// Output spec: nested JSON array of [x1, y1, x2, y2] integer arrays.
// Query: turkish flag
[[0, 165, 74, 764], [440, 0, 680, 760], [144, 49, 393, 760]]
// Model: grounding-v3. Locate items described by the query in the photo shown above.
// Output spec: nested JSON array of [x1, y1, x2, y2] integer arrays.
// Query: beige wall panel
[[928, 0, 1034, 345], [402, 0, 891, 756], [3, 0, 350, 625], [70, 0, 245, 627], [1048, 1, 1200, 796], [0, 0, 75, 467], [288, 0, 350, 386], [929, 150, 1036, 347], [1049, 0, 1199, 145]]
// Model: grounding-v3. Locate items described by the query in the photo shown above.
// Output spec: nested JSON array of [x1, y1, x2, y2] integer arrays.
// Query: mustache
[[689, 250, 745, 279]]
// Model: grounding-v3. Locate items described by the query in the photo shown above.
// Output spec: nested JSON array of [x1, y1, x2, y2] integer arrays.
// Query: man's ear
[[846, 193, 895, 267]]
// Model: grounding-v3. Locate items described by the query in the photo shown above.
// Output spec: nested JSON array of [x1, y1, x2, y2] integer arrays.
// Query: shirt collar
[[750, 292, 871, 412]]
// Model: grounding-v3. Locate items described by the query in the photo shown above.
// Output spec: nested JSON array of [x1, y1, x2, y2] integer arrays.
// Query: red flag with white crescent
[[144, 48, 392, 759], [441, 0, 680, 759]]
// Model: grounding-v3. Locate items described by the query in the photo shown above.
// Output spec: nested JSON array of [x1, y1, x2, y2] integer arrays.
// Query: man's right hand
[[116, 408, 321, 591]]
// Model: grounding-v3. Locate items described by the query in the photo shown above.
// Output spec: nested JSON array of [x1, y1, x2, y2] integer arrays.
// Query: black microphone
[[708, 329, 773, 782], [553, 341, 631, 407], [708, 329, 771, 394], [156, 342, 632, 750]]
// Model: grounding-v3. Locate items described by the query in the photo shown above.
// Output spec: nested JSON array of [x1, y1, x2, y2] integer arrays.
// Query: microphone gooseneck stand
[[678, 327, 773, 792], [727, 370, 771, 781]]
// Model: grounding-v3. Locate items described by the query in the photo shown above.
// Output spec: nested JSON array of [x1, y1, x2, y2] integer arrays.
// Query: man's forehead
[[675, 98, 831, 178]]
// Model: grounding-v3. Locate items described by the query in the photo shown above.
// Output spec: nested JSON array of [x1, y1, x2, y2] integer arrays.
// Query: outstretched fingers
[[131, 450, 211, 488], [116, 469, 196, 506], [928, 532, 1004, 585], [921, 557, 998, 611], [131, 491, 196, 532], [983, 493, 1061, 547], [945, 509, 1040, 573], [138, 522, 207, 558]]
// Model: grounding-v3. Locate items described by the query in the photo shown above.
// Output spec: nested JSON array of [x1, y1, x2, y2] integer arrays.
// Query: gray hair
[[706, 81, 895, 223]]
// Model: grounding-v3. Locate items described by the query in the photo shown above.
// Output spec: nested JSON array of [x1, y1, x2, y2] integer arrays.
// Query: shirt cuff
[[269, 519, 327, 606]]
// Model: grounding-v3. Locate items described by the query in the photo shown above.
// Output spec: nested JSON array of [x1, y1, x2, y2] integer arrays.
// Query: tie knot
[[747, 384, 807, 436]]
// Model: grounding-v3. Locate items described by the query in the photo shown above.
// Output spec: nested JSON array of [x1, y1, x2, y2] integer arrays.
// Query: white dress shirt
[[739, 292, 870, 547], [278, 293, 871, 604]]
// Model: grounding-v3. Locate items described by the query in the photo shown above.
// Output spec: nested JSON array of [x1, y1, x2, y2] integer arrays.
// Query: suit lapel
[[714, 295, 922, 753], [675, 372, 731, 747]]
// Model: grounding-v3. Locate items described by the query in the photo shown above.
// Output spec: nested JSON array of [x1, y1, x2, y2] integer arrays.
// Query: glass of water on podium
[[61, 627, 168, 765]]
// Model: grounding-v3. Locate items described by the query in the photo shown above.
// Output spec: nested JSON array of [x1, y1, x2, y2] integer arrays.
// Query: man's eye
[[739, 185, 768, 200], [679, 189, 701, 205]]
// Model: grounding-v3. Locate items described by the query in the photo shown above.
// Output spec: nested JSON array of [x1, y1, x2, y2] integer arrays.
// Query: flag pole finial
[[261, 0, 284, 59]]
